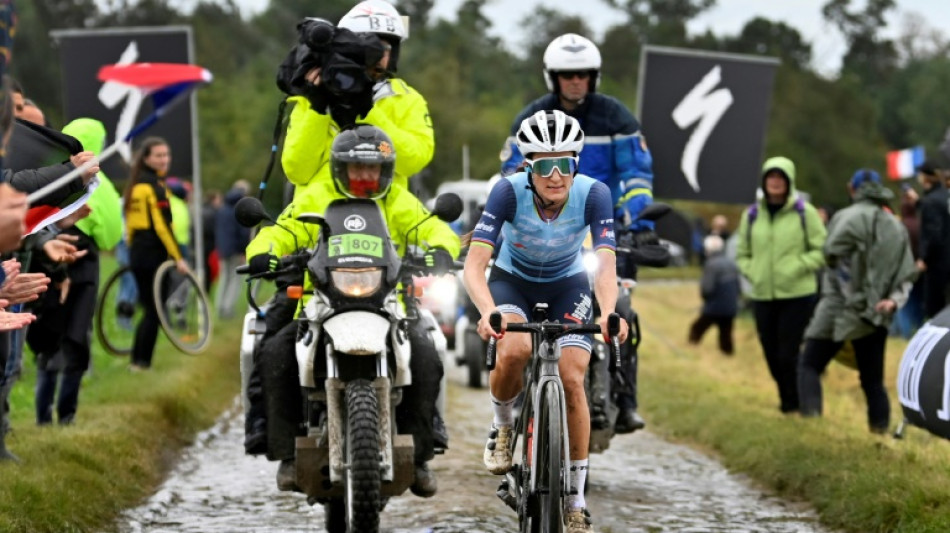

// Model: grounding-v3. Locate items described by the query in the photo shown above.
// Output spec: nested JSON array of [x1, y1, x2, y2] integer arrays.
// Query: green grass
[[635, 282, 950, 533], [0, 259, 242, 533]]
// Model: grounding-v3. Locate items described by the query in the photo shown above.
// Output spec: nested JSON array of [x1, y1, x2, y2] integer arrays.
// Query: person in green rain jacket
[[735, 156, 827, 414], [798, 170, 917, 433], [31, 118, 121, 425]]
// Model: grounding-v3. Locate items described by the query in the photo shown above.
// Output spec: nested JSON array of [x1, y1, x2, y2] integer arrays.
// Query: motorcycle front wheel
[[344, 379, 382, 532]]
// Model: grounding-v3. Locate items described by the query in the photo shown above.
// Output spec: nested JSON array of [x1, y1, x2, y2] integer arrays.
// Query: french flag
[[886, 146, 925, 180]]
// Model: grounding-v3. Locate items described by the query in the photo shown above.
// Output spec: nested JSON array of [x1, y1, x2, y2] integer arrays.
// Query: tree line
[[10, 0, 950, 208]]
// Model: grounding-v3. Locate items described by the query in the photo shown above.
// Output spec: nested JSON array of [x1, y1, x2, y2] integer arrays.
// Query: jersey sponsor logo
[[475, 222, 495, 233], [565, 293, 592, 323]]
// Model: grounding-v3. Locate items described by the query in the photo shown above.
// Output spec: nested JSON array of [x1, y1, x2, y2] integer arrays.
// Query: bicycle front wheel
[[95, 264, 141, 356], [154, 260, 213, 354], [532, 381, 564, 533]]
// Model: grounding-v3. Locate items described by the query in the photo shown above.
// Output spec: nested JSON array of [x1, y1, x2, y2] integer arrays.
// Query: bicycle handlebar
[[484, 311, 623, 371]]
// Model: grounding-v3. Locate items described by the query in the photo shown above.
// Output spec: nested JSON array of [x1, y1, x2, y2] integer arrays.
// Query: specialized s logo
[[671, 65, 734, 193]]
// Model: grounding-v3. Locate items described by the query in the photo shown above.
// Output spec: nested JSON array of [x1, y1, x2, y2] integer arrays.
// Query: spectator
[[30, 118, 122, 426], [165, 177, 192, 262], [688, 235, 740, 355], [798, 169, 917, 433], [214, 179, 250, 320], [201, 190, 222, 293], [735, 156, 827, 414], [916, 161, 950, 318], [893, 183, 924, 337], [19, 98, 44, 126], [123, 137, 187, 370]]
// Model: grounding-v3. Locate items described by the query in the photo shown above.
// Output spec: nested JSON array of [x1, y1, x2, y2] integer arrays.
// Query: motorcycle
[[585, 202, 672, 454], [234, 192, 462, 533]]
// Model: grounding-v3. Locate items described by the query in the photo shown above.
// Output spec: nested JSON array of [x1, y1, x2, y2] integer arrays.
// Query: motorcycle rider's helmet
[[515, 110, 585, 160], [543, 33, 601, 93], [338, 0, 408, 74], [330, 125, 396, 200]]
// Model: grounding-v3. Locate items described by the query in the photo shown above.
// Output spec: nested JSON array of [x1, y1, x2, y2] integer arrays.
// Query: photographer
[[244, 0, 440, 491]]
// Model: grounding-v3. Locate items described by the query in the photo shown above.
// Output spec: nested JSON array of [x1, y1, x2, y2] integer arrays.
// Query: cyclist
[[465, 110, 628, 533], [500, 33, 654, 433], [245, 125, 459, 497], [244, 0, 439, 456]]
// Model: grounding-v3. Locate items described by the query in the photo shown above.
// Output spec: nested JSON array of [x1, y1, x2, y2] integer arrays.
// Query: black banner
[[897, 307, 950, 440], [638, 46, 779, 204], [51, 27, 194, 183]]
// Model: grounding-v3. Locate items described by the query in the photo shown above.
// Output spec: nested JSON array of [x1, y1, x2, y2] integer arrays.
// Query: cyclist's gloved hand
[[633, 229, 659, 247], [248, 254, 279, 275], [424, 248, 453, 275]]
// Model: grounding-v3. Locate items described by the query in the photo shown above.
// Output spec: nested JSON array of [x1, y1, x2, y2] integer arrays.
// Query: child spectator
[[689, 235, 740, 355]]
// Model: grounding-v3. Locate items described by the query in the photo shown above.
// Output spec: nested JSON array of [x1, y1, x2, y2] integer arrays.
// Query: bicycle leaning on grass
[[490, 304, 621, 533]]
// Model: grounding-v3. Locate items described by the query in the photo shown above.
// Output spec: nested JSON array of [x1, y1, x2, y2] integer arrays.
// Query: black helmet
[[330, 125, 396, 199]]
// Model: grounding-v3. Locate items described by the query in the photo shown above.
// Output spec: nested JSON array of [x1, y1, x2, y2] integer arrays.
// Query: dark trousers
[[614, 291, 639, 411], [753, 295, 816, 412], [922, 267, 950, 319], [261, 316, 443, 464], [245, 288, 300, 454], [130, 245, 169, 367], [35, 368, 83, 425], [688, 313, 735, 354], [798, 327, 890, 430]]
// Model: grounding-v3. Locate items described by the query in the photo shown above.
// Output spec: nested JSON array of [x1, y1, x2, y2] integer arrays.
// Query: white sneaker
[[564, 508, 595, 532], [483, 424, 513, 474]]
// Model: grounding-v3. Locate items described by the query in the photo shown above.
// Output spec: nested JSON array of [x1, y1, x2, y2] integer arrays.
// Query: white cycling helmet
[[338, 0, 409, 72], [542, 33, 601, 93], [515, 110, 585, 158]]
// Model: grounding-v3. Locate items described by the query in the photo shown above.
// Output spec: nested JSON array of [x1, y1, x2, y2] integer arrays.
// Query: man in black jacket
[[917, 161, 950, 318]]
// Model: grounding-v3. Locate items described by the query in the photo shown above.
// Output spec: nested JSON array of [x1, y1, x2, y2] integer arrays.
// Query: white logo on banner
[[671, 65, 733, 192], [98, 41, 143, 163]]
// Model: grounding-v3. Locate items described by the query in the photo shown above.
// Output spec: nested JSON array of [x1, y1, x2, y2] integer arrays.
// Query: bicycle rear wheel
[[95, 264, 141, 356], [154, 260, 213, 354], [529, 381, 564, 533]]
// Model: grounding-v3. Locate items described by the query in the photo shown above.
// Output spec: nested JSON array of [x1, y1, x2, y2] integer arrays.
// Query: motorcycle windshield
[[309, 199, 401, 286]]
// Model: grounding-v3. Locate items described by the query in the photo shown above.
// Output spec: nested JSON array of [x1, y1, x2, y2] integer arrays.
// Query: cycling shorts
[[488, 267, 594, 352]]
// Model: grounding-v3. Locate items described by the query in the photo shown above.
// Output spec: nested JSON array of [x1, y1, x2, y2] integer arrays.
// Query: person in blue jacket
[[500, 33, 655, 433]]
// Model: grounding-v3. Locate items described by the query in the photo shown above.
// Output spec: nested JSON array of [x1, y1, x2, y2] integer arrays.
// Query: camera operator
[[245, 0, 441, 496]]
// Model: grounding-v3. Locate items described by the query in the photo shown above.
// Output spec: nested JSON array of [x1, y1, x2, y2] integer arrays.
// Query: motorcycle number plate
[[328, 234, 384, 258]]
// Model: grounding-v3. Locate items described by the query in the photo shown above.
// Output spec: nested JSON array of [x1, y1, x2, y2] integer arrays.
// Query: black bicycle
[[490, 305, 621, 533]]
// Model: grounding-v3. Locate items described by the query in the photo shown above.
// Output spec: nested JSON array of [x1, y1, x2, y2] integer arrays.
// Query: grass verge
[[0, 271, 241, 533], [635, 282, 950, 533]]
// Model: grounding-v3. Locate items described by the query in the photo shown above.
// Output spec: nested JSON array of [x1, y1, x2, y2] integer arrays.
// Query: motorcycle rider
[[246, 125, 459, 498], [244, 0, 439, 456], [500, 33, 654, 433], [466, 110, 629, 532]]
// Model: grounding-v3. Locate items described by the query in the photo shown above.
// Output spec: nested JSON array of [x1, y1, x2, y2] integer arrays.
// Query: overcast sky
[[191, 0, 947, 75]]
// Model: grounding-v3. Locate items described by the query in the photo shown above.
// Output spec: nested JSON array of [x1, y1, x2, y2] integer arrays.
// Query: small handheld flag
[[886, 146, 925, 180], [26, 62, 213, 204]]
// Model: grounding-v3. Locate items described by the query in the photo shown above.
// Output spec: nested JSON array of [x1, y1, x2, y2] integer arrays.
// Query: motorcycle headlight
[[583, 251, 599, 275], [330, 267, 383, 298]]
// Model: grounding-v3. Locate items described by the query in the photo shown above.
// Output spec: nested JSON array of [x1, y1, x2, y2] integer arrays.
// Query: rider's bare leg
[[560, 346, 591, 460], [488, 313, 531, 404]]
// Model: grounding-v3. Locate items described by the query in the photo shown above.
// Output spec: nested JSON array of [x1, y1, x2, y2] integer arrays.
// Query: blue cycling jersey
[[500, 93, 655, 230], [472, 171, 615, 282]]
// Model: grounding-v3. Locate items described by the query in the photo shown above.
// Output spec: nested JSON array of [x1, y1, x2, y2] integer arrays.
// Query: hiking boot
[[564, 508, 595, 533], [276, 458, 298, 492], [483, 424, 513, 474], [614, 408, 645, 434], [410, 462, 438, 498]]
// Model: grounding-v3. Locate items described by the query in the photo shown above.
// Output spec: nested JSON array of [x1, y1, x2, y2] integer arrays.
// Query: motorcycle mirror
[[432, 192, 463, 223], [634, 202, 673, 223], [234, 197, 273, 228]]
